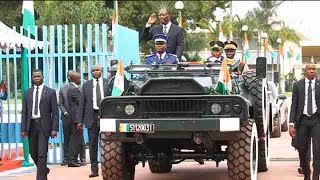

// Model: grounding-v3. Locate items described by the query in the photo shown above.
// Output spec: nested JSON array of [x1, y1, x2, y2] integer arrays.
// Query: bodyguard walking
[[289, 63, 320, 180], [77, 65, 110, 178], [21, 69, 59, 180]]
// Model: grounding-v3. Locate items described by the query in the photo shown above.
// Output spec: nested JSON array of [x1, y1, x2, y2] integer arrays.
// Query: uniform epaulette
[[146, 54, 155, 58], [168, 53, 177, 57]]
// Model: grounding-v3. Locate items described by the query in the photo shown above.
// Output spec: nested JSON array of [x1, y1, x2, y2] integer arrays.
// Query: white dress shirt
[[303, 78, 317, 115], [162, 21, 171, 35], [157, 52, 166, 60], [32, 84, 44, 119], [93, 77, 104, 110]]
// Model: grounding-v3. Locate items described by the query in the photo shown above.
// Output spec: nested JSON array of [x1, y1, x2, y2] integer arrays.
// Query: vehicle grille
[[141, 99, 205, 118]]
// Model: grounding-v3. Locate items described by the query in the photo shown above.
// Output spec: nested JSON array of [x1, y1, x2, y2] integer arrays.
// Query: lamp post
[[241, 25, 248, 63], [277, 37, 282, 91], [175, 1, 184, 27], [260, 32, 268, 57]]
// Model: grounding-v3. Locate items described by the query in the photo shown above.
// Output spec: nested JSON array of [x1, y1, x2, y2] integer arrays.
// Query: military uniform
[[223, 40, 249, 74], [145, 34, 179, 65], [146, 53, 178, 65], [205, 40, 225, 64]]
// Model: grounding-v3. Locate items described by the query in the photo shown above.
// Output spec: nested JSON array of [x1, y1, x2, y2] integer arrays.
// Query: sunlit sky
[[232, 1, 320, 44]]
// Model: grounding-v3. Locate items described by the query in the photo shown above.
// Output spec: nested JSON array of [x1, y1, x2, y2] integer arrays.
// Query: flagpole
[[21, 1, 35, 167]]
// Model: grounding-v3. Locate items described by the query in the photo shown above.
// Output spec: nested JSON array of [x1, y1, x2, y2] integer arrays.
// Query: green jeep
[[100, 58, 270, 180]]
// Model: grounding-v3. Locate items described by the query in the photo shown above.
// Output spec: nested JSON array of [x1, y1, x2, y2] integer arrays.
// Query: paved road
[[1, 130, 305, 180], [6, 159, 304, 180]]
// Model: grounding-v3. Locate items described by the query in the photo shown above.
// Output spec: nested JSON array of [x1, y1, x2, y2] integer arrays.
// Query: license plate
[[119, 123, 155, 133]]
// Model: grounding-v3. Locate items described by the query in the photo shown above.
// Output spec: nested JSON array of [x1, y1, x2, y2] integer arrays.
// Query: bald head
[[91, 65, 103, 79], [305, 63, 316, 80], [72, 72, 81, 85], [67, 70, 75, 82]]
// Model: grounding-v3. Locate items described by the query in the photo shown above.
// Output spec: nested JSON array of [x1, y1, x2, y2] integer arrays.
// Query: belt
[[31, 118, 41, 122], [302, 113, 319, 118]]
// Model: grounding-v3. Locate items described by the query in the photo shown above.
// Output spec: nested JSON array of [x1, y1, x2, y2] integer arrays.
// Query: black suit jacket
[[141, 22, 184, 59], [77, 78, 110, 128], [289, 78, 320, 127], [58, 83, 69, 121], [21, 85, 59, 136], [67, 83, 81, 123]]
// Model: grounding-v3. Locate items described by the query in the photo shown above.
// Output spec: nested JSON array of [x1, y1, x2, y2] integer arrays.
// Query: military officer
[[205, 40, 225, 64], [145, 34, 179, 65], [224, 40, 249, 74]]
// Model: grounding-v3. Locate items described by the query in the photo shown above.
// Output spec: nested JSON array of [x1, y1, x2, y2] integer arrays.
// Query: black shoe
[[61, 160, 68, 166], [194, 158, 204, 165], [80, 159, 86, 166], [89, 173, 99, 178], [68, 161, 81, 167], [298, 167, 304, 175]]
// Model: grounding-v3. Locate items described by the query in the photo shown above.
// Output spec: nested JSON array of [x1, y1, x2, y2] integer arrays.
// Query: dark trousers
[[88, 110, 100, 174], [62, 116, 71, 162], [299, 138, 311, 168], [69, 123, 85, 163], [29, 119, 49, 180], [297, 115, 320, 179]]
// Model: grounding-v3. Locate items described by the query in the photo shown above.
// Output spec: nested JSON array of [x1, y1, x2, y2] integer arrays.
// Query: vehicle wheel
[[242, 70, 270, 172], [148, 153, 172, 173], [100, 132, 135, 180], [258, 129, 270, 172], [270, 117, 281, 138], [281, 108, 289, 132], [227, 119, 258, 180]]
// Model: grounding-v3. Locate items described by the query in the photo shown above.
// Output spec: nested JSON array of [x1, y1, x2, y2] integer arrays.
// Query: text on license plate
[[119, 123, 155, 133]]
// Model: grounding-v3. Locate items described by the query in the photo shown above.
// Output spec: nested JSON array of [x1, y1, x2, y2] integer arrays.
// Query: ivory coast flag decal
[[119, 123, 129, 132], [111, 60, 124, 96], [215, 60, 232, 94]]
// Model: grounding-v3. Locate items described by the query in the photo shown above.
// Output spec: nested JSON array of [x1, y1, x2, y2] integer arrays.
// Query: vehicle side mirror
[[278, 94, 287, 100], [256, 57, 266, 78]]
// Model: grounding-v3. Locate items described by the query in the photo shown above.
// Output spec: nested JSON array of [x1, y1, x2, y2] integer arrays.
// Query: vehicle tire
[[227, 120, 258, 180], [281, 108, 289, 132], [100, 132, 135, 180], [270, 117, 281, 138], [242, 70, 270, 172], [148, 153, 172, 173]]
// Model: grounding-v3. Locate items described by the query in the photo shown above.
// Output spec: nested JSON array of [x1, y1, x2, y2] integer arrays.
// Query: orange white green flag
[[218, 22, 226, 42], [215, 60, 232, 94], [242, 32, 251, 60], [111, 60, 124, 96]]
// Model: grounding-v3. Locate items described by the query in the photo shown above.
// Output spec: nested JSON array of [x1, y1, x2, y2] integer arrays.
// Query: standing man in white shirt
[[141, 8, 184, 60], [77, 65, 110, 178], [21, 69, 59, 180], [289, 63, 320, 180]]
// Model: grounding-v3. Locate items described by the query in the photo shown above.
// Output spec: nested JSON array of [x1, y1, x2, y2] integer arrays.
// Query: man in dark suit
[[77, 65, 110, 178], [21, 69, 59, 180], [58, 70, 73, 166], [67, 72, 85, 167], [289, 63, 320, 180], [141, 8, 184, 60]]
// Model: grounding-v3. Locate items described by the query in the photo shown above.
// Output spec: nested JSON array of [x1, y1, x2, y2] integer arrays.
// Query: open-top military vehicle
[[100, 58, 270, 180]]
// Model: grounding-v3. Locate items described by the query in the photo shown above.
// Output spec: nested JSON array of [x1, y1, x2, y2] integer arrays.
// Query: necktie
[[159, 54, 163, 61], [34, 86, 39, 115], [163, 25, 167, 35], [96, 79, 101, 108], [307, 80, 313, 115]]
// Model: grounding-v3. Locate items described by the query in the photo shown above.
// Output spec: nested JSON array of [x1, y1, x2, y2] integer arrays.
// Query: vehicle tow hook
[[193, 133, 203, 144], [135, 133, 145, 144]]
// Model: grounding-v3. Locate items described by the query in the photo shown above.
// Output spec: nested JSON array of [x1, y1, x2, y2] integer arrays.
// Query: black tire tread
[[242, 70, 269, 172], [228, 120, 257, 180], [100, 132, 135, 180]]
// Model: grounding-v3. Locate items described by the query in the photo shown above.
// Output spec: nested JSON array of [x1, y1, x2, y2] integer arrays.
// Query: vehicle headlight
[[233, 103, 242, 113], [124, 104, 135, 115], [211, 103, 222, 114]]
